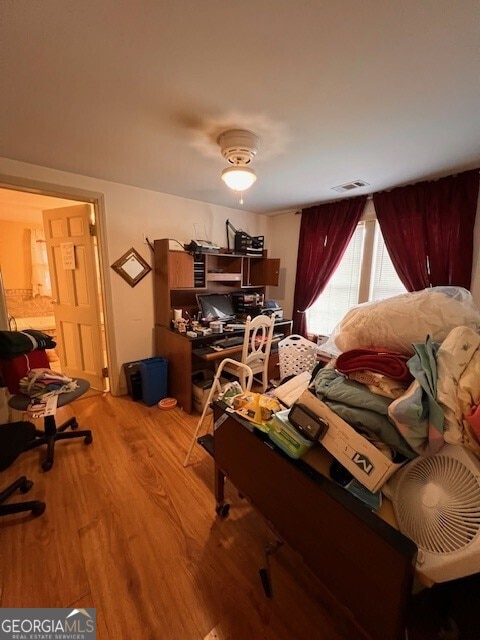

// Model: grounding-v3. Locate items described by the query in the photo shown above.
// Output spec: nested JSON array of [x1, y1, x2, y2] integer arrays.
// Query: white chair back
[[243, 314, 275, 368], [223, 314, 275, 391]]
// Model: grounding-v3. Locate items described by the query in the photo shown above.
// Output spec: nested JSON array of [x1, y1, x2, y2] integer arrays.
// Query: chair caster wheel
[[42, 460, 53, 472], [84, 434, 93, 445], [20, 479, 33, 493], [70, 419, 79, 430], [32, 502, 46, 516], [216, 503, 230, 518]]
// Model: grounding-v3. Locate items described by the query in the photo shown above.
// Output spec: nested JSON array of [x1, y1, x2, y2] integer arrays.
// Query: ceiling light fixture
[[217, 129, 259, 203]]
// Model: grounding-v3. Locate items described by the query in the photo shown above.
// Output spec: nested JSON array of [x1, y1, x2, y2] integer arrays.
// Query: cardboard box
[[192, 369, 227, 414], [296, 390, 405, 492]]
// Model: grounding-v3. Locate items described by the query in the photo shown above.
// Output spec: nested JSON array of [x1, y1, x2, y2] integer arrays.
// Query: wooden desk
[[154, 320, 292, 413], [212, 405, 417, 640], [192, 334, 283, 362], [192, 343, 246, 361]]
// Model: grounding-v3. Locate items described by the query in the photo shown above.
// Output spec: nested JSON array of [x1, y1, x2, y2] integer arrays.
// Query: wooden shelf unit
[[153, 238, 280, 327], [153, 238, 286, 413]]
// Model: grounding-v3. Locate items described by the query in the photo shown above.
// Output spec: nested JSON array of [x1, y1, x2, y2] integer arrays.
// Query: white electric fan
[[390, 444, 480, 583]]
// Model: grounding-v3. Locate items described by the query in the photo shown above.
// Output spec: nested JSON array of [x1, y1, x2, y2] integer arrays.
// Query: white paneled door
[[43, 204, 105, 390]]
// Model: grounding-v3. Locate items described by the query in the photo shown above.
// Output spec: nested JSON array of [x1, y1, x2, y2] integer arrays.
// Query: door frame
[[0, 172, 119, 394]]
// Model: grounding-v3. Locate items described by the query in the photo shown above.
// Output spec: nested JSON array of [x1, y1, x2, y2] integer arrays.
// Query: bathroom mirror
[[111, 247, 151, 287]]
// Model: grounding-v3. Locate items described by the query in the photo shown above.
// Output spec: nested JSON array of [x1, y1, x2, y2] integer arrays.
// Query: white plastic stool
[[183, 358, 253, 467]]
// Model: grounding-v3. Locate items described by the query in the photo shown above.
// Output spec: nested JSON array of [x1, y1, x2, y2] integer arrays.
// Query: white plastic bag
[[327, 286, 480, 355]]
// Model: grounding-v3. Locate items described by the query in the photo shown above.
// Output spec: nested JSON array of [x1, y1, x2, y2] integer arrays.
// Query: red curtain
[[292, 196, 366, 335], [373, 169, 479, 291]]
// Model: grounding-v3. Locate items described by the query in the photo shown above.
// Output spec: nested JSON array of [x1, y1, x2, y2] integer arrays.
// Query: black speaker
[[123, 361, 142, 401]]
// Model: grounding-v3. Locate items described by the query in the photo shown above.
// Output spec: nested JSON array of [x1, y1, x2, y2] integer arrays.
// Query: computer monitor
[[196, 293, 236, 322]]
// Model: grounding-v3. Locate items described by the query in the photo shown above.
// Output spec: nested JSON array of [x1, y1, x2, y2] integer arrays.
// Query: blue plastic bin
[[139, 357, 168, 406]]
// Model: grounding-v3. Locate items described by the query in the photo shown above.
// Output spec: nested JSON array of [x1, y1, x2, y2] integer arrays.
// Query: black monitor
[[196, 293, 236, 321]]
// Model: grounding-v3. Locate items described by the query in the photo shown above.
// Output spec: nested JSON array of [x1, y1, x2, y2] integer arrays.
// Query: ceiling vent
[[332, 180, 370, 193]]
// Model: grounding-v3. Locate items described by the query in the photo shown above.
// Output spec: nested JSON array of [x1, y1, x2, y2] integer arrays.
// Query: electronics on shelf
[[231, 292, 264, 315], [186, 239, 220, 254], [225, 219, 264, 255], [196, 293, 236, 322]]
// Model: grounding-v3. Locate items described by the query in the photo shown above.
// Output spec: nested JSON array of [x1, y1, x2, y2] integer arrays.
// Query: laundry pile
[[313, 287, 480, 462], [19, 368, 78, 399], [313, 358, 417, 461]]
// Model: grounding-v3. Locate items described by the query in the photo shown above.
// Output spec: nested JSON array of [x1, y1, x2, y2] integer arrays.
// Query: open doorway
[[0, 187, 109, 392]]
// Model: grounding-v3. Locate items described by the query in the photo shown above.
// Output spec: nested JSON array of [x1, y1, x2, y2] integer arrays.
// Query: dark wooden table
[[211, 403, 418, 640]]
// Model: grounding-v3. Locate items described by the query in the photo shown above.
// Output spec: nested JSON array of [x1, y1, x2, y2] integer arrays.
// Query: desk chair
[[0, 350, 93, 472], [0, 421, 46, 517], [221, 314, 275, 392]]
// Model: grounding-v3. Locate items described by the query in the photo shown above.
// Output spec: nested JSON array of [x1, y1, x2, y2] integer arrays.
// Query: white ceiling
[[1, 1, 479, 214]]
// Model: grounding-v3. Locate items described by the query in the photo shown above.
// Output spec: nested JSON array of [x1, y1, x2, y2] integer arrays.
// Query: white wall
[[266, 211, 301, 319], [0, 157, 271, 394]]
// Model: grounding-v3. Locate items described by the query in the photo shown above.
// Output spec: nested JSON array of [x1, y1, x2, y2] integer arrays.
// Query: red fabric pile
[[336, 348, 413, 382]]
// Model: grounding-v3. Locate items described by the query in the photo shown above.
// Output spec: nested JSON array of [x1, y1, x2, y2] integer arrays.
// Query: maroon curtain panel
[[292, 195, 367, 335], [373, 169, 479, 291]]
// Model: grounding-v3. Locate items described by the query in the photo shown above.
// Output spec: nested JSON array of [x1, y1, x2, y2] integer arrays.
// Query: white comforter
[[331, 286, 480, 355], [436, 326, 480, 457]]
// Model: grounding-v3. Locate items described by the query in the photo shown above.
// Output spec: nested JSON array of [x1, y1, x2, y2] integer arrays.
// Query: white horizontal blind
[[369, 224, 406, 300], [306, 221, 406, 336], [306, 224, 364, 335]]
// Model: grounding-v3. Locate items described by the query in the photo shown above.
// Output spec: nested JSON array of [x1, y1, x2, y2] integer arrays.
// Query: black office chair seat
[[8, 378, 93, 472], [0, 421, 45, 518]]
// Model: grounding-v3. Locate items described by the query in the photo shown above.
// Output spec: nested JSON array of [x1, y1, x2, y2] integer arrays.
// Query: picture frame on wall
[[111, 247, 151, 287]]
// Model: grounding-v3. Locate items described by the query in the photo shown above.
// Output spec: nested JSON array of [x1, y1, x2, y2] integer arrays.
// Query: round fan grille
[[395, 454, 480, 554]]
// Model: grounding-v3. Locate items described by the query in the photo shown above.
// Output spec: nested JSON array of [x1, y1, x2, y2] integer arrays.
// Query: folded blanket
[[388, 336, 444, 456], [348, 370, 408, 399], [0, 330, 56, 359], [336, 348, 413, 382], [313, 366, 417, 459], [19, 368, 78, 398]]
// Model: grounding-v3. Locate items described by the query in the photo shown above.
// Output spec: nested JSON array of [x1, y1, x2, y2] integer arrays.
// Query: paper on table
[[270, 371, 312, 407], [26, 394, 58, 419]]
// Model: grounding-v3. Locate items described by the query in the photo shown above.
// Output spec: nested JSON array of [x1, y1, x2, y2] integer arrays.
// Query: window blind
[[306, 224, 364, 335], [369, 224, 406, 301], [306, 221, 406, 336]]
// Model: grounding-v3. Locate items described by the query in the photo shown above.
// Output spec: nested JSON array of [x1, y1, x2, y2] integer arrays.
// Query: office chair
[[0, 421, 45, 517], [0, 350, 93, 472], [221, 314, 275, 392]]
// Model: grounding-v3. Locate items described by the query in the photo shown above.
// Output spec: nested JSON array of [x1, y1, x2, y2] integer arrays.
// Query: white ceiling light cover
[[221, 166, 257, 191]]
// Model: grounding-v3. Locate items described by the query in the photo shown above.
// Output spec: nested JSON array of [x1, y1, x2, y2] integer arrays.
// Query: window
[[306, 219, 406, 336]]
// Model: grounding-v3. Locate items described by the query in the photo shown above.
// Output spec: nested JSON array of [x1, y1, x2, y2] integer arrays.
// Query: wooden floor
[[6, 392, 471, 639], [0, 392, 373, 640]]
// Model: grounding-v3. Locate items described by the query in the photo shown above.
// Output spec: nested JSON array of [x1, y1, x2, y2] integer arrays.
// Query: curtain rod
[[295, 194, 372, 214], [295, 168, 480, 214]]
